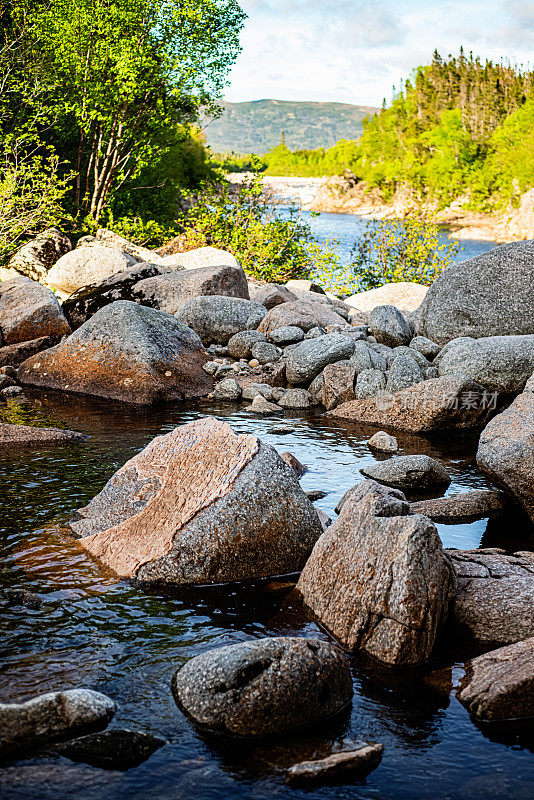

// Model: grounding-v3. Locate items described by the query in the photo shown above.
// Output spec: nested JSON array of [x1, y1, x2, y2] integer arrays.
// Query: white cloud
[[226, 0, 533, 106]]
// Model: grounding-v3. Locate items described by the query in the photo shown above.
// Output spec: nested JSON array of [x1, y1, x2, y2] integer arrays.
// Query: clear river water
[[1, 217, 533, 799]]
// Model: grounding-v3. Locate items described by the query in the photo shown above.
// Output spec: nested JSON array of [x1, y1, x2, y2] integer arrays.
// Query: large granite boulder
[[62, 262, 167, 329], [0, 276, 70, 345], [46, 245, 137, 295], [158, 246, 239, 270], [94, 228, 166, 264], [175, 296, 267, 344], [18, 300, 213, 404], [297, 486, 456, 665], [171, 637, 352, 736], [477, 391, 534, 521], [133, 265, 249, 315], [457, 637, 534, 721], [436, 335, 534, 394], [412, 241, 534, 344], [8, 228, 71, 281], [345, 282, 428, 314], [285, 333, 356, 385], [0, 689, 116, 757], [67, 417, 323, 584], [328, 375, 492, 433], [449, 549, 534, 648], [361, 455, 451, 491], [258, 301, 351, 335]]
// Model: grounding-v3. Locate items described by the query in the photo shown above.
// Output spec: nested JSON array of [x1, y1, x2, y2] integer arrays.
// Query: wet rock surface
[[67, 417, 322, 584], [297, 489, 456, 665], [449, 549, 534, 648], [0, 689, 116, 757], [0, 423, 86, 446], [286, 742, 384, 785], [18, 300, 213, 405], [171, 637, 353, 736], [457, 637, 534, 722]]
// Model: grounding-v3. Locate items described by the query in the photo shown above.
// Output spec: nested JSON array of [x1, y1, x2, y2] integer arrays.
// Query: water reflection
[[1, 390, 533, 799]]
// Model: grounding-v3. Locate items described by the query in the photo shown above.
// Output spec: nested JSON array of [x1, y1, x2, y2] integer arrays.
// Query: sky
[[225, 0, 534, 107]]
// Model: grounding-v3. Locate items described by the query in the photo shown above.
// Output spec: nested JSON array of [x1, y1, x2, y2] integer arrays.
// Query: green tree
[[11, 0, 245, 220]]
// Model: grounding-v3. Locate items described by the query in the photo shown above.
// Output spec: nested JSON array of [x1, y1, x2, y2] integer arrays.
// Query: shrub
[[0, 144, 73, 265], [350, 218, 460, 291], [176, 173, 339, 284]]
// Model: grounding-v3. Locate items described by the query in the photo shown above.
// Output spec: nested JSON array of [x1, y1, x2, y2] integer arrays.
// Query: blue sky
[[225, 0, 534, 106]]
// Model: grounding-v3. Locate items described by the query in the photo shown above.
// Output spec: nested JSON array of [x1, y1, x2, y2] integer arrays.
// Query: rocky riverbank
[[228, 174, 534, 242], [1, 229, 534, 788]]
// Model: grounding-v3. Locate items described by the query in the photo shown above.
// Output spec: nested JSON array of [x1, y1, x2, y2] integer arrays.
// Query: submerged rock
[[171, 637, 353, 737], [0, 276, 70, 345], [0, 423, 86, 446], [450, 549, 534, 648], [457, 637, 534, 722], [67, 417, 322, 584], [56, 728, 166, 770], [361, 455, 451, 491], [18, 300, 213, 405], [477, 391, 534, 522], [412, 240, 534, 343], [297, 489, 456, 665], [0, 689, 116, 757], [287, 743, 384, 785]]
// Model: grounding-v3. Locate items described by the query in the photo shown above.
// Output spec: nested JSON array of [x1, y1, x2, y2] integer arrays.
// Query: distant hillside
[[202, 99, 379, 154]]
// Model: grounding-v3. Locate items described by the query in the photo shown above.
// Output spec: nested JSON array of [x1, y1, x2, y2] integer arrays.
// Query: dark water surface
[[1, 391, 533, 799]]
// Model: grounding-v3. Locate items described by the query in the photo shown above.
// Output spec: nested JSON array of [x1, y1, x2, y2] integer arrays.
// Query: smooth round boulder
[[46, 245, 137, 295], [269, 326, 304, 345], [171, 637, 353, 737], [251, 341, 281, 365], [175, 296, 267, 344], [285, 333, 356, 385]]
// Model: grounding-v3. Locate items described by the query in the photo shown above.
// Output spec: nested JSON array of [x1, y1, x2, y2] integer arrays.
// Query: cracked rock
[[297, 490, 456, 665], [449, 549, 534, 648], [171, 636, 353, 736], [457, 637, 534, 721]]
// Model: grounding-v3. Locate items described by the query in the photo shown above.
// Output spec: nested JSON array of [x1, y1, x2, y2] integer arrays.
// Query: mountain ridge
[[202, 99, 379, 155]]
